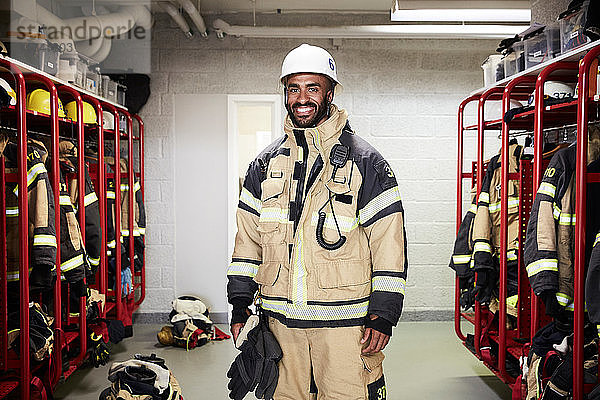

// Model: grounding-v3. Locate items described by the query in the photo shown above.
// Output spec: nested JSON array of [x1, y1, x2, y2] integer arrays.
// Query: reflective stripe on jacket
[[59, 140, 102, 275], [3, 138, 57, 281], [472, 143, 522, 298], [525, 139, 600, 312], [227, 105, 408, 328]]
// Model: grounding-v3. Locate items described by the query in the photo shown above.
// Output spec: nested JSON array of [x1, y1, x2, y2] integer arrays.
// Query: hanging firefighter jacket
[[524, 127, 600, 316], [1, 135, 56, 292], [227, 105, 408, 329], [58, 140, 102, 282], [101, 154, 145, 272], [449, 143, 523, 310]]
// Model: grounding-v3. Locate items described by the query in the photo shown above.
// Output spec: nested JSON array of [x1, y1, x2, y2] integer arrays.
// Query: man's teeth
[[296, 106, 313, 113]]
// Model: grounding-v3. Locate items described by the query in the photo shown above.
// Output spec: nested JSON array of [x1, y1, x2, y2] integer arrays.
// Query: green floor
[[54, 322, 512, 399]]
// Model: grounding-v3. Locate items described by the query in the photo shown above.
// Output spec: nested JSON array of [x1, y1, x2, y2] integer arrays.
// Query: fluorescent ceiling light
[[391, 8, 531, 23], [213, 19, 529, 39]]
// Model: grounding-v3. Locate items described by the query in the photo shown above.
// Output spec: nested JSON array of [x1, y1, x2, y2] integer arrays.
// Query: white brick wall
[[138, 13, 500, 317]]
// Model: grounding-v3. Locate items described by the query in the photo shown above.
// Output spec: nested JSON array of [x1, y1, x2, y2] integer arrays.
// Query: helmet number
[[329, 58, 335, 71]]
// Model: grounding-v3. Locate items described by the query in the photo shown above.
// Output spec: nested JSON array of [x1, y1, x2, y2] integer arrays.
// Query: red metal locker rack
[[133, 114, 146, 308], [0, 56, 146, 399], [454, 41, 600, 398], [573, 43, 600, 400], [0, 57, 30, 400]]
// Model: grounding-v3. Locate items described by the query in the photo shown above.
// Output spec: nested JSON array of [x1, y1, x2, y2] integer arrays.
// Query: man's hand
[[361, 315, 390, 354], [231, 322, 245, 343]]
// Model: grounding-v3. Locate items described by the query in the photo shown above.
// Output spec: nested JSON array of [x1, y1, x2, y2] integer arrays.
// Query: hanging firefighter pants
[[268, 317, 386, 400]]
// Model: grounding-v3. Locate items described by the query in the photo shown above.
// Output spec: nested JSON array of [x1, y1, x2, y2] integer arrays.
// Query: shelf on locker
[[62, 331, 79, 348], [460, 312, 476, 325], [0, 380, 18, 399], [104, 302, 116, 314], [63, 363, 78, 380]]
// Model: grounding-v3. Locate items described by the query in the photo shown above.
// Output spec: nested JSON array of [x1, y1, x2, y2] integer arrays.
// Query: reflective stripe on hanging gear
[[30, 376, 48, 400], [478, 311, 497, 366]]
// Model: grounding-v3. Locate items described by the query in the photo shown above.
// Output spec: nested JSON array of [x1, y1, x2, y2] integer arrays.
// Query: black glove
[[29, 264, 56, 293], [254, 321, 283, 400], [540, 290, 564, 318], [87, 301, 101, 321], [473, 270, 493, 304], [70, 279, 88, 298], [88, 332, 110, 368], [227, 328, 262, 400], [459, 275, 476, 310]]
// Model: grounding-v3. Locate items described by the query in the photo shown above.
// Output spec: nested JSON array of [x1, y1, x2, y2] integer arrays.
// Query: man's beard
[[286, 98, 330, 128]]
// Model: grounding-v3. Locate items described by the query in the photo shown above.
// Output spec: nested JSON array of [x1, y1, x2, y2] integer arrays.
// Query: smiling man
[[227, 44, 408, 400]]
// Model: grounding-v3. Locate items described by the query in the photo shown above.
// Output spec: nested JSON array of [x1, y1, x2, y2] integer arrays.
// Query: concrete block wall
[[138, 12, 499, 319]]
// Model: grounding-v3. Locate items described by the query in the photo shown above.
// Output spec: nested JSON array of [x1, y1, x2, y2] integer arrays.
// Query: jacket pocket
[[325, 177, 351, 195], [254, 262, 281, 286], [361, 351, 385, 373], [66, 212, 82, 251], [316, 259, 370, 289], [262, 174, 286, 202]]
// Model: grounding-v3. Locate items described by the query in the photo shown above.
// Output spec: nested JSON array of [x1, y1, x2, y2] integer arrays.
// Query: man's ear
[[327, 88, 334, 103]]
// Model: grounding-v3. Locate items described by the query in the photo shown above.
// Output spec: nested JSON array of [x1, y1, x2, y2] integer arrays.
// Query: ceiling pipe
[[35, 4, 151, 62], [213, 18, 528, 39], [91, 36, 113, 61], [160, 2, 193, 38], [176, 0, 208, 37]]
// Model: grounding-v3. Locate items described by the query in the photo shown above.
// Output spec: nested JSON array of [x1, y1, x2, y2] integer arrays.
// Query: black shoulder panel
[[242, 135, 288, 201], [339, 122, 402, 225]]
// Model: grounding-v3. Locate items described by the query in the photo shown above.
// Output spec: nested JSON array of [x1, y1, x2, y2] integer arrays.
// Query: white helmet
[[102, 110, 115, 131], [484, 99, 523, 121], [0, 78, 16, 106], [280, 44, 342, 92], [528, 81, 575, 105]]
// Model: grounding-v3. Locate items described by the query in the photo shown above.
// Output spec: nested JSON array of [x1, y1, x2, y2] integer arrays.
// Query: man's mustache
[[292, 102, 318, 110]]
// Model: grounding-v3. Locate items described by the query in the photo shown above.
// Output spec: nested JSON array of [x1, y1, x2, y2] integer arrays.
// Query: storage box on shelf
[[524, 24, 561, 70], [482, 54, 504, 87], [116, 83, 126, 107], [85, 66, 100, 94], [101, 76, 118, 103], [559, 1, 592, 53], [8, 38, 61, 76], [502, 41, 524, 79]]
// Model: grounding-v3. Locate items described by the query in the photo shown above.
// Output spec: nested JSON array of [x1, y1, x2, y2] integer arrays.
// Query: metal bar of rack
[[573, 43, 600, 400], [56, 85, 87, 366], [133, 115, 145, 307], [475, 86, 504, 361], [0, 56, 30, 400], [81, 95, 107, 314], [499, 74, 537, 382], [24, 72, 63, 387], [455, 94, 480, 343]]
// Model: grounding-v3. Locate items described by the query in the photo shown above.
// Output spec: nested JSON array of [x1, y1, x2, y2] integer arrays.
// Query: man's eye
[[289, 88, 299, 93], [308, 87, 318, 92]]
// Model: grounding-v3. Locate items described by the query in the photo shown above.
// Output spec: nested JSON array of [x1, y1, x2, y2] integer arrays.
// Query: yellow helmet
[[26, 89, 67, 117], [65, 101, 97, 124], [0, 78, 16, 106]]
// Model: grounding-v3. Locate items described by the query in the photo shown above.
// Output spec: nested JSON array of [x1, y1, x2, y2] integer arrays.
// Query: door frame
[[227, 94, 282, 259]]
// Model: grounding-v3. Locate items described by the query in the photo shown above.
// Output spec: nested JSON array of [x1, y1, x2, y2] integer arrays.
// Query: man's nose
[[297, 88, 309, 103]]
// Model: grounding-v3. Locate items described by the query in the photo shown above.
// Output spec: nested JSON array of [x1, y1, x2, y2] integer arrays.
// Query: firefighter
[[226, 44, 408, 399]]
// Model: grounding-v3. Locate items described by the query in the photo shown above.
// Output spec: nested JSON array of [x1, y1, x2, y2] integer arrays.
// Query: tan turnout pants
[[268, 317, 387, 400]]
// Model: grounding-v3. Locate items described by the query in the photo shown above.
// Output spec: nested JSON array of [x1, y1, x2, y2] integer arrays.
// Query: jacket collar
[[284, 104, 348, 153]]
